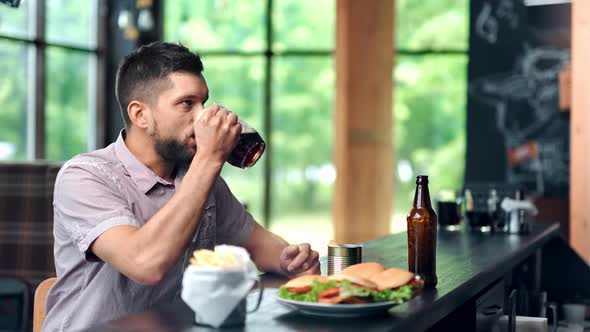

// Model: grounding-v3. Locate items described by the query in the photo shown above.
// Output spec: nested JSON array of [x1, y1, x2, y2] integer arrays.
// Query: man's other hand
[[279, 243, 320, 276]]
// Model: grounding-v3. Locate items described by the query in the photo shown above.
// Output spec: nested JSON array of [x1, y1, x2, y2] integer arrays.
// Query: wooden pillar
[[333, 0, 394, 243], [570, 0, 590, 263]]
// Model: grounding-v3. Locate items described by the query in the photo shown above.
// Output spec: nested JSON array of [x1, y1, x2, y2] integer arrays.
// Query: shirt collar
[[114, 130, 175, 194]]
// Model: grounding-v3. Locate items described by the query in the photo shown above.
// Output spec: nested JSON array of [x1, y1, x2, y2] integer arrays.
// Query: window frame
[[0, 0, 106, 160], [174, 0, 469, 228]]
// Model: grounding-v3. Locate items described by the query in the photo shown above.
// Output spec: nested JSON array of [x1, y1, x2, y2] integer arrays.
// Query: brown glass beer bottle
[[407, 175, 438, 288]]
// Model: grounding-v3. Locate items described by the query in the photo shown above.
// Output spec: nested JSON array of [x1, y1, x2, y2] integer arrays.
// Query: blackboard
[[465, 0, 571, 198]]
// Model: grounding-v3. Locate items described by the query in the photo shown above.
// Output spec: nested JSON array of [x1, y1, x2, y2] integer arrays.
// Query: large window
[[0, 0, 103, 161], [164, 0, 468, 249], [164, 0, 335, 248], [393, 0, 468, 230]]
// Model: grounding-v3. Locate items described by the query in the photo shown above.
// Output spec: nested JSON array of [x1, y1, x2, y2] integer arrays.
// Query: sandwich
[[278, 262, 422, 304]]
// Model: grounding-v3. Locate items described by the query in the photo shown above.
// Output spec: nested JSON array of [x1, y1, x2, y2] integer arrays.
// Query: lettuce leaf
[[339, 279, 415, 303], [371, 285, 414, 303]]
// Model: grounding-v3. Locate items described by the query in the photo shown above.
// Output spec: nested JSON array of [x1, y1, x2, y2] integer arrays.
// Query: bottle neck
[[413, 184, 432, 208]]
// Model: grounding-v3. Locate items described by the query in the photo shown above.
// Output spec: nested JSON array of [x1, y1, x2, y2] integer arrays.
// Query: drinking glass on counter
[[436, 190, 462, 231], [465, 189, 495, 233]]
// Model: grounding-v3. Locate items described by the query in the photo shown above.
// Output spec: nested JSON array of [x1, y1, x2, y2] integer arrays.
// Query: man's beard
[[151, 123, 194, 168]]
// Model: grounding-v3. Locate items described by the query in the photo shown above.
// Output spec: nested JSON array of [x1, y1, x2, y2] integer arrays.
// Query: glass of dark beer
[[226, 119, 266, 169], [437, 201, 462, 231], [464, 188, 497, 233], [435, 191, 462, 231]]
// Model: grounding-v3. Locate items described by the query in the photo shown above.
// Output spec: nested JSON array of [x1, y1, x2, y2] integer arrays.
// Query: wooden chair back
[[33, 277, 56, 332]]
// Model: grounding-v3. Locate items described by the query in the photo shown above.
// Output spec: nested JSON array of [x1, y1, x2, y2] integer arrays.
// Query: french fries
[[189, 247, 239, 267]]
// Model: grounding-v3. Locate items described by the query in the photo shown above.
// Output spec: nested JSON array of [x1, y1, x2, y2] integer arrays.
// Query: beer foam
[[238, 119, 257, 134]]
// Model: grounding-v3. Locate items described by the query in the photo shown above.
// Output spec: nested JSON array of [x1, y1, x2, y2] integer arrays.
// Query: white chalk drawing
[[469, 47, 570, 195], [476, 3, 498, 44], [497, 0, 519, 29], [475, 0, 519, 44]]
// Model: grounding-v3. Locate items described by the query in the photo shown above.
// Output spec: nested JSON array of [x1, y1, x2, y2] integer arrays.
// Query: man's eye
[[180, 100, 193, 107]]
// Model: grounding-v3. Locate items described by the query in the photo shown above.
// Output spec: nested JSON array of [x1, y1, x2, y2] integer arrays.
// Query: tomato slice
[[286, 286, 311, 294], [318, 287, 340, 299]]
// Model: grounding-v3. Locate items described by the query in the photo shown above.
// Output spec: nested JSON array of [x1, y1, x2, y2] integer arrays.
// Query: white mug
[[562, 303, 585, 324]]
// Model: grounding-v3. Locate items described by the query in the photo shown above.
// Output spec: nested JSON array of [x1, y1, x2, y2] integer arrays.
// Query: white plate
[[275, 296, 400, 317]]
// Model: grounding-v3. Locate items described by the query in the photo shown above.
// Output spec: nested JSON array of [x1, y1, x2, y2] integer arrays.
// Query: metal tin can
[[327, 244, 362, 275]]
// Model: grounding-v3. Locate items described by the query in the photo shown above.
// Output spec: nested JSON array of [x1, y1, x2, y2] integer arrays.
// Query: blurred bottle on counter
[[407, 175, 438, 288], [487, 189, 505, 232], [487, 189, 500, 231], [464, 189, 476, 228]]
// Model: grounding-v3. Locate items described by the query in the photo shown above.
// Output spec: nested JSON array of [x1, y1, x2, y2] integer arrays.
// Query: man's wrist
[[191, 152, 225, 171]]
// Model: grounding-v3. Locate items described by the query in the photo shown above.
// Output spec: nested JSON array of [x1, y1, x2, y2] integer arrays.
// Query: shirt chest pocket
[[192, 203, 216, 249]]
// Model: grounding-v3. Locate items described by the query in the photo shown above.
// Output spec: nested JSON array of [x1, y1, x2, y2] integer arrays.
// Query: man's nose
[[191, 104, 205, 117]]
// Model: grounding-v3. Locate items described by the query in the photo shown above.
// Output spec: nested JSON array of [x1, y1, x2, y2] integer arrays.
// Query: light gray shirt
[[43, 132, 255, 332]]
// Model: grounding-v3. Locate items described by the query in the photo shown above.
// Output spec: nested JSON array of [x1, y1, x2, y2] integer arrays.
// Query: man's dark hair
[[115, 41, 204, 127]]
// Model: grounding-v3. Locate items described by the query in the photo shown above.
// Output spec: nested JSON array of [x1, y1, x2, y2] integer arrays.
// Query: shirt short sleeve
[[54, 159, 140, 261], [214, 177, 256, 245]]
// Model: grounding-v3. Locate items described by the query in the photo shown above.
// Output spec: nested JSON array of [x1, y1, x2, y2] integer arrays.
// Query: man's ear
[[127, 100, 151, 129]]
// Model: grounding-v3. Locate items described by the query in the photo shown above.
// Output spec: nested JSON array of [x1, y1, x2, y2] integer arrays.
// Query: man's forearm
[[127, 155, 223, 281], [245, 225, 289, 275], [243, 224, 321, 278]]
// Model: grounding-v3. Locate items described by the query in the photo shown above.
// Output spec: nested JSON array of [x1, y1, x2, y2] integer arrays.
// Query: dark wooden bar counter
[[85, 223, 560, 332]]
